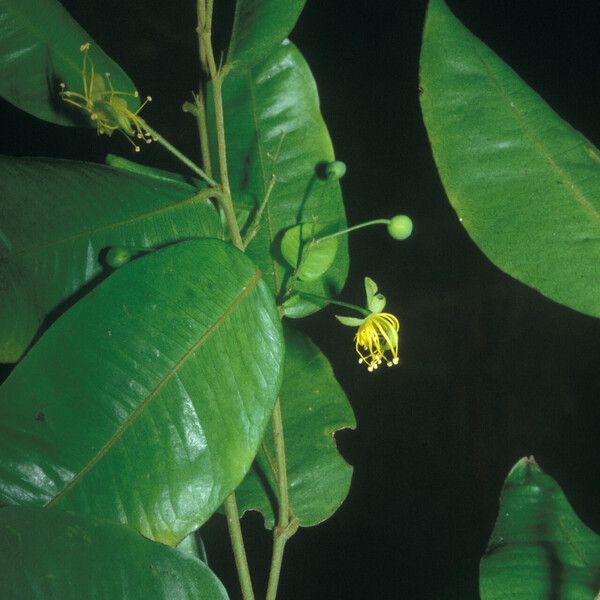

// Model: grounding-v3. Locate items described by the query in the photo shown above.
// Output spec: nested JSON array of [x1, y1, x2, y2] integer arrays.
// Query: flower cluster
[[60, 43, 155, 152]]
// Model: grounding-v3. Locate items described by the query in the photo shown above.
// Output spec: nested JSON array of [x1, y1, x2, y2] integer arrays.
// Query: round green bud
[[106, 246, 133, 268], [387, 215, 413, 240], [324, 160, 347, 180]]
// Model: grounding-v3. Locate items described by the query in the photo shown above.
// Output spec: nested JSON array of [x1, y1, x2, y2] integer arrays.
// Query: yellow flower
[[355, 312, 400, 372], [335, 277, 401, 372], [60, 43, 155, 152]]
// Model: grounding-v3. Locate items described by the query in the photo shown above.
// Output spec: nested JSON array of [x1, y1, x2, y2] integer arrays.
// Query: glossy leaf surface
[[0, 156, 220, 362], [420, 0, 600, 318], [480, 457, 600, 599], [0, 0, 138, 126], [227, 0, 306, 69], [0, 239, 284, 545], [211, 41, 348, 317], [233, 326, 355, 527], [280, 223, 338, 282], [0, 506, 228, 599]]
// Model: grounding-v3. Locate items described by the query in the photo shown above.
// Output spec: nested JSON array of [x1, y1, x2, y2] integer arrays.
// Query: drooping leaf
[[480, 457, 600, 599], [0, 239, 284, 546], [210, 41, 348, 317], [233, 325, 355, 528], [0, 0, 139, 126], [0, 156, 221, 363], [420, 0, 600, 319], [280, 223, 338, 282], [0, 506, 228, 599], [226, 0, 306, 69]]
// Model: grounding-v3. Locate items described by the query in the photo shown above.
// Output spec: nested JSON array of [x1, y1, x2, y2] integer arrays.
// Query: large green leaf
[[480, 457, 600, 599], [226, 0, 306, 69], [0, 506, 228, 599], [420, 0, 600, 319], [233, 326, 355, 527], [0, 156, 221, 363], [211, 41, 348, 317], [0, 0, 139, 126], [0, 239, 284, 545]]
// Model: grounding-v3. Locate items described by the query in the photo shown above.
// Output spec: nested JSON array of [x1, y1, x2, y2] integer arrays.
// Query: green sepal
[[335, 315, 366, 327], [364, 277, 386, 314]]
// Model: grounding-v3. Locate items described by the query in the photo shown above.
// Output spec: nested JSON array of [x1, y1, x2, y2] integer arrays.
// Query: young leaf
[[232, 326, 356, 527], [420, 0, 600, 319], [210, 41, 348, 317], [280, 223, 338, 282], [0, 506, 228, 599], [480, 457, 600, 599], [0, 239, 284, 546], [0, 156, 220, 363], [226, 0, 306, 69], [0, 0, 139, 126]]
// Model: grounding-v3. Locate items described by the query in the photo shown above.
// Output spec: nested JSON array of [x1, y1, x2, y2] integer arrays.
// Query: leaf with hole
[[420, 0, 600, 318], [232, 326, 355, 527], [0, 156, 221, 363], [0, 506, 228, 599], [0, 239, 284, 545]]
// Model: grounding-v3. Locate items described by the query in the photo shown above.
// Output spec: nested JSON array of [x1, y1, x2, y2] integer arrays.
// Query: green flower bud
[[324, 160, 346, 180], [106, 246, 133, 268], [387, 215, 413, 240]]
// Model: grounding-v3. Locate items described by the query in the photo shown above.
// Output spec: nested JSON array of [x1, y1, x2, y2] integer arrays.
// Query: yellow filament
[[355, 312, 400, 372]]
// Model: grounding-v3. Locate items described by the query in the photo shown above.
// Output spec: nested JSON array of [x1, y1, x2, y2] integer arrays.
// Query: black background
[[2, 1, 600, 598]]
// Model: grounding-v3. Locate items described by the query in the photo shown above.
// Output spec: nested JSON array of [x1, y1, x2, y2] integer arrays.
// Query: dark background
[[3, 1, 600, 598]]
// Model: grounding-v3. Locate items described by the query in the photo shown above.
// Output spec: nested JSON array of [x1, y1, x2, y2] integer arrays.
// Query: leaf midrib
[[46, 267, 262, 507], [9, 189, 212, 260], [243, 68, 280, 292], [474, 44, 600, 225]]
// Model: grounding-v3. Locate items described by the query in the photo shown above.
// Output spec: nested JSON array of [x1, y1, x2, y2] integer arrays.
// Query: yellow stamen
[[59, 43, 153, 152], [354, 312, 400, 372]]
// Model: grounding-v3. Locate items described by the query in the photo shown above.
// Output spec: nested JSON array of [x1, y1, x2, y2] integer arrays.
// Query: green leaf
[[0, 506, 228, 599], [226, 0, 306, 69], [0, 156, 221, 363], [233, 326, 355, 527], [420, 0, 600, 319], [211, 41, 348, 317], [480, 457, 600, 599], [0, 0, 139, 126], [0, 239, 284, 545], [335, 315, 365, 327], [280, 223, 338, 282]]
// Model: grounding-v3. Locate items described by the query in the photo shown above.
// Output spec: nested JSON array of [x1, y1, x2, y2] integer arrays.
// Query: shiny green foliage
[[280, 223, 338, 282], [233, 326, 355, 527], [0, 239, 284, 545], [0, 506, 229, 599], [480, 458, 600, 599], [227, 0, 306, 69], [0, 156, 220, 362], [420, 0, 600, 318], [0, 0, 138, 126], [210, 41, 348, 317]]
